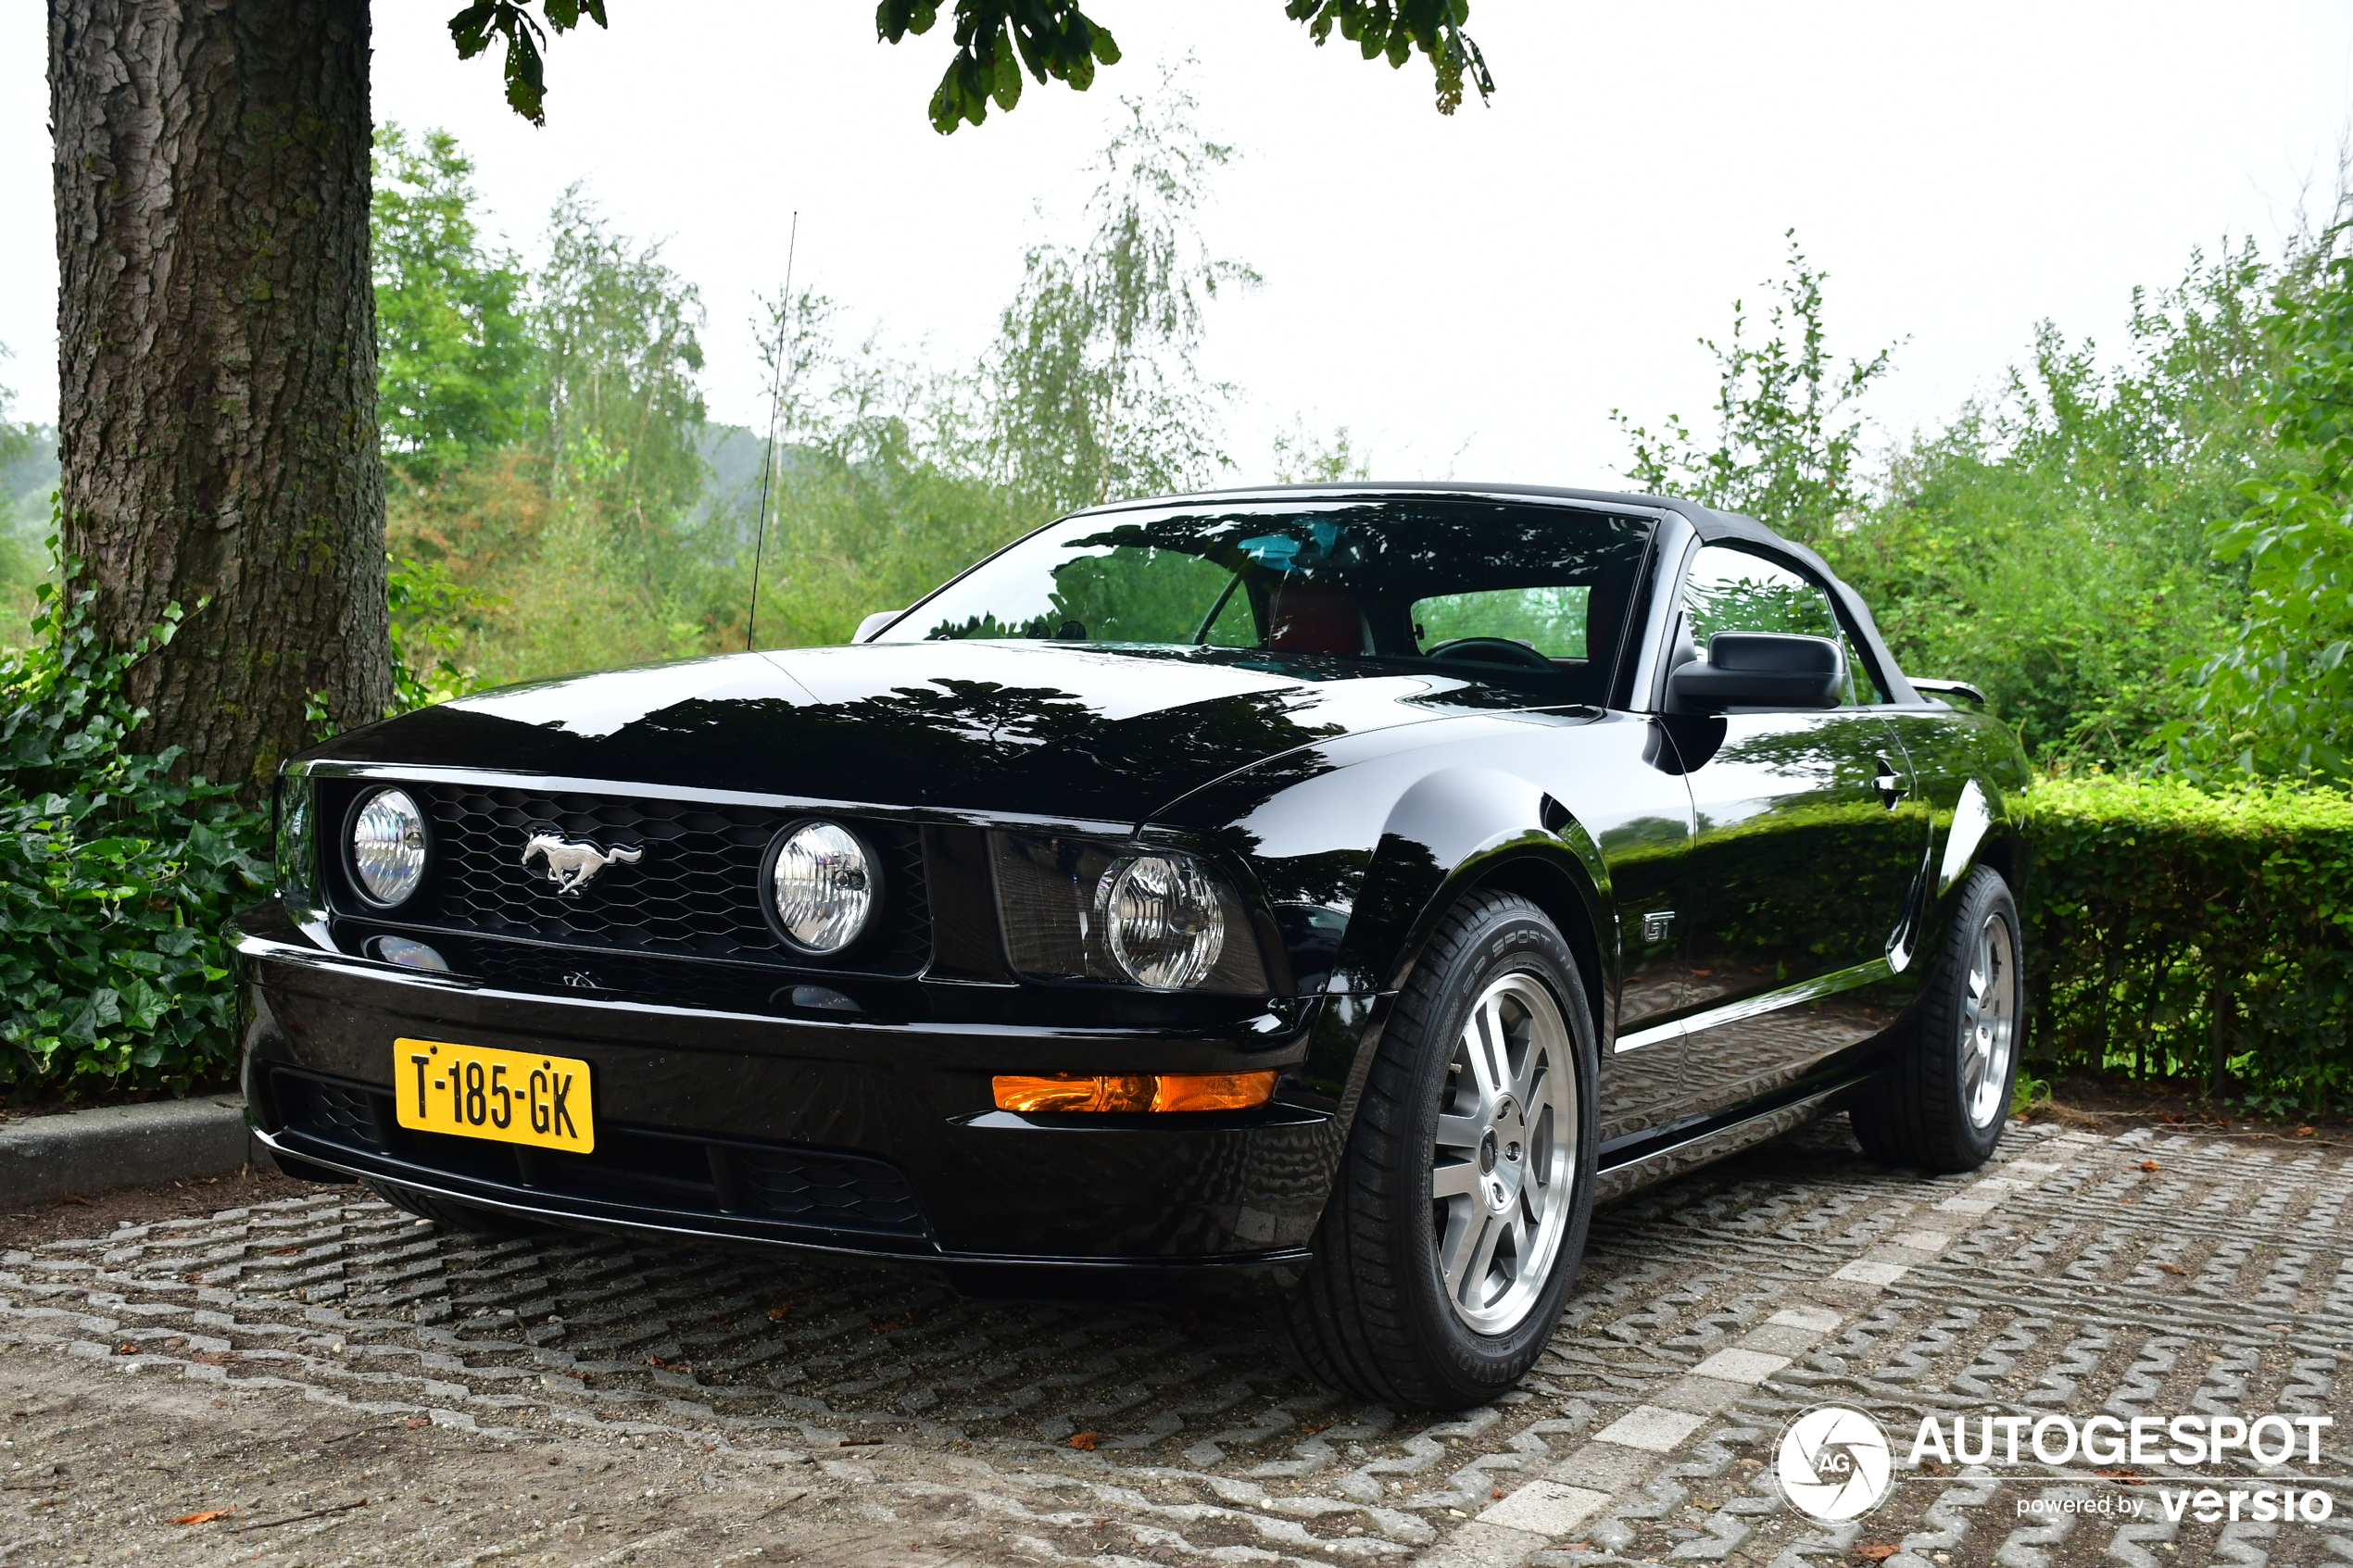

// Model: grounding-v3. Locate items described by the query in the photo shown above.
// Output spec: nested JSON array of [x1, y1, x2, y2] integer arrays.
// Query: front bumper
[[233, 904, 1358, 1278]]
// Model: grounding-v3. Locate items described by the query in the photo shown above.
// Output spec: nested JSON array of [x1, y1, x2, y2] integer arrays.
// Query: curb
[[0, 1098, 263, 1207]]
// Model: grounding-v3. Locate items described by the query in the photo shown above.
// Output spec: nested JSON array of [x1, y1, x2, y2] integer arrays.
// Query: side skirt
[[1593, 1078, 1862, 1205]]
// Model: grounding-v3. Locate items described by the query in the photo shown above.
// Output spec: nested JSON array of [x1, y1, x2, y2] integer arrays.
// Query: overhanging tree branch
[[453, 3, 1491, 131], [447, 0, 610, 126], [1282, 1, 1492, 116]]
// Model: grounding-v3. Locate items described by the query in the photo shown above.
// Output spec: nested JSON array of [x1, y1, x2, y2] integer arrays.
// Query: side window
[[1678, 545, 1881, 706]]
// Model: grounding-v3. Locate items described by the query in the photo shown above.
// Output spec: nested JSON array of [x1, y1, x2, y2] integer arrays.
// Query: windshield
[[876, 498, 1655, 700]]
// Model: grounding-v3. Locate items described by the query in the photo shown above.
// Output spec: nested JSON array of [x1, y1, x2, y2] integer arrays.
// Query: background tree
[[741, 82, 1247, 648], [374, 125, 530, 486], [1614, 234, 2277, 771], [1848, 250, 2272, 767], [988, 80, 1258, 514], [0, 348, 44, 631], [1613, 233, 1894, 545], [383, 182, 728, 681], [2169, 227, 2353, 779]]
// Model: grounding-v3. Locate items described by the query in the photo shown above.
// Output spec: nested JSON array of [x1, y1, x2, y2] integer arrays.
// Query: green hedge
[[2020, 773, 2353, 1109], [0, 583, 269, 1098]]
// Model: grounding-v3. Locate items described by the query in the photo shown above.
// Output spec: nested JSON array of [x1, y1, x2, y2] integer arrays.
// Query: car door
[[1655, 543, 1927, 1118], [1561, 713, 1694, 1148], [1383, 573, 1697, 1148]]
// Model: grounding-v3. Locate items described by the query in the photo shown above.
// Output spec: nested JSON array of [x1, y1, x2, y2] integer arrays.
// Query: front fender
[[1348, 767, 1611, 1002], [1156, 716, 1625, 1115]]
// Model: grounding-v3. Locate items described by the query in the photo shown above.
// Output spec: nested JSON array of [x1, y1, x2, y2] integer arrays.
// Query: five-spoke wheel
[[1958, 908, 2017, 1132], [1282, 890, 1597, 1409], [1430, 974, 1579, 1335], [1851, 864, 2023, 1172]]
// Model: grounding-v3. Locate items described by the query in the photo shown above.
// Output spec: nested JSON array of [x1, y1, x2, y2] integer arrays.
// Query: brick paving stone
[[4, 1116, 2347, 1566], [1588, 1406, 1712, 1454], [1478, 1479, 1611, 1536]]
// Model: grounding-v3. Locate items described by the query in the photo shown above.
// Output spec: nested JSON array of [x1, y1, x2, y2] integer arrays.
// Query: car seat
[[1266, 582, 1365, 655]]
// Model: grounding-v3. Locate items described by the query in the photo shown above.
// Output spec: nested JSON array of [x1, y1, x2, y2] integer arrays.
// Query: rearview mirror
[[1667, 633, 1844, 712]]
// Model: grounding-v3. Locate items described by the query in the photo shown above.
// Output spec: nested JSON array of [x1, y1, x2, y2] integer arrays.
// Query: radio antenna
[[745, 211, 799, 651]]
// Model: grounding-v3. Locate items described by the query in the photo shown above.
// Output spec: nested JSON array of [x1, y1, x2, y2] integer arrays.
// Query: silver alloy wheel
[[1430, 972, 1579, 1335], [1961, 910, 2018, 1130]]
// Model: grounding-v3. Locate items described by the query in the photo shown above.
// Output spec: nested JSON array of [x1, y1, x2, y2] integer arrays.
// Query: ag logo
[[1777, 1404, 1894, 1523]]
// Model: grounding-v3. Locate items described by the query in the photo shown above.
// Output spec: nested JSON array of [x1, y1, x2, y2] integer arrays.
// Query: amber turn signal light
[[992, 1070, 1277, 1114]]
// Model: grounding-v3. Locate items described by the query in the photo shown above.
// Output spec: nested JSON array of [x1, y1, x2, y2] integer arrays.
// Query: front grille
[[346, 782, 929, 976], [270, 1068, 930, 1238]]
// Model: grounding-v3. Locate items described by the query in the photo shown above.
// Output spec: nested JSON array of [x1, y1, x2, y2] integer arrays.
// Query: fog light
[[366, 935, 449, 972], [992, 1071, 1277, 1113]]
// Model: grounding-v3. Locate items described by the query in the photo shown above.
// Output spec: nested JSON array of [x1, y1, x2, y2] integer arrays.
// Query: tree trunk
[[49, 0, 388, 794]]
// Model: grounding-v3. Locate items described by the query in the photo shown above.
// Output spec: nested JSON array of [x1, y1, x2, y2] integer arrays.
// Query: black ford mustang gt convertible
[[236, 483, 2030, 1409]]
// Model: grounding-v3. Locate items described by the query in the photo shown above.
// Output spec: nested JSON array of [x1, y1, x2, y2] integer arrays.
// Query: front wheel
[[1850, 865, 2023, 1173], [1282, 890, 1598, 1409]]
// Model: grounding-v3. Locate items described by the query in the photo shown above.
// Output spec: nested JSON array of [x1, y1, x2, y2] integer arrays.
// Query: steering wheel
[[1425, 636, 1557, 671]]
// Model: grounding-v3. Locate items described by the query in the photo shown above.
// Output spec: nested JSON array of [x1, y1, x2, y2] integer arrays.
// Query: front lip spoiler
[[253, 1125, 1313, 1273]]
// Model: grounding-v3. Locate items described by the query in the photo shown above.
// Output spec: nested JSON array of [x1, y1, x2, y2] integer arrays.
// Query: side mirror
[[853, 609, 905, 644], [1667, 633, 1844, 712]]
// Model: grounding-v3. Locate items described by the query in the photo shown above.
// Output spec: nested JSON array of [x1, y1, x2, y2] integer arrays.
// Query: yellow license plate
[[394, 1038, 595, 1153]]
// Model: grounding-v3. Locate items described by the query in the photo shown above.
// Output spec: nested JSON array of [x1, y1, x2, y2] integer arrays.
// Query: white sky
[[4, 2, 2351, 486]]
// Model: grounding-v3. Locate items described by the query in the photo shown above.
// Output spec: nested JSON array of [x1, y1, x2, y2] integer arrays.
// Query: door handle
[[1874, 755, 1907, 810]]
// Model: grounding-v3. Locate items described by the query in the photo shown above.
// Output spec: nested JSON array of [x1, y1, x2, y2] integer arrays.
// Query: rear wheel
[[1282, 889, 1597, 1409], [363, 1178, 542, 1237], [1850, 865, 2022, 1173]]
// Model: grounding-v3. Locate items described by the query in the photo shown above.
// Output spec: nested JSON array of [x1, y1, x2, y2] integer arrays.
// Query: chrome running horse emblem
[[522, 832, 644, 897]]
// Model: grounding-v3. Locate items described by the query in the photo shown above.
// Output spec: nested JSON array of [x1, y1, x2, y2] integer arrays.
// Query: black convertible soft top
[[1077, 482, 1925, 708]]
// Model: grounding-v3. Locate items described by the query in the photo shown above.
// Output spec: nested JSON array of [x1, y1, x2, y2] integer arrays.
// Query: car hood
[[313, 642, 1539, 823]]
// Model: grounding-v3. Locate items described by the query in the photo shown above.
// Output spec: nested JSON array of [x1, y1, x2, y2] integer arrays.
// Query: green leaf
[[991, 37, 1023, 111], [448, 2, 499, 59]]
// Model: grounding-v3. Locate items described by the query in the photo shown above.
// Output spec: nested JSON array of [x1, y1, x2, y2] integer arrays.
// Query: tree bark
[[50, 0, 389, 793]]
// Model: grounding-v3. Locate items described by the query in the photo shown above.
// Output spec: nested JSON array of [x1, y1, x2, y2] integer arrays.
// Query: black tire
[[1850, 865, 2023, 1173], [363, 1178, 542, 1237], [1282, 889, 1599, 1410]]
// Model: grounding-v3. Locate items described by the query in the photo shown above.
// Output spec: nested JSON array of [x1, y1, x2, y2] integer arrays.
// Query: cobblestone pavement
[[2, 1116, 2347, 1566]]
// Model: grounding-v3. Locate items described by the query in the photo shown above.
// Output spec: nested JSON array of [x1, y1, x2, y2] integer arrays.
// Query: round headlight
[[768, 821, 877, 954], [349, 787, 428, 907], [1097, 853, 1226, 989]]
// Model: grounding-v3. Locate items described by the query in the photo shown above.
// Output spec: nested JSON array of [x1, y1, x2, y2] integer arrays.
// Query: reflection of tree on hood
[[754, 677, 1349, 797], [841, 678, 1101, 754]]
